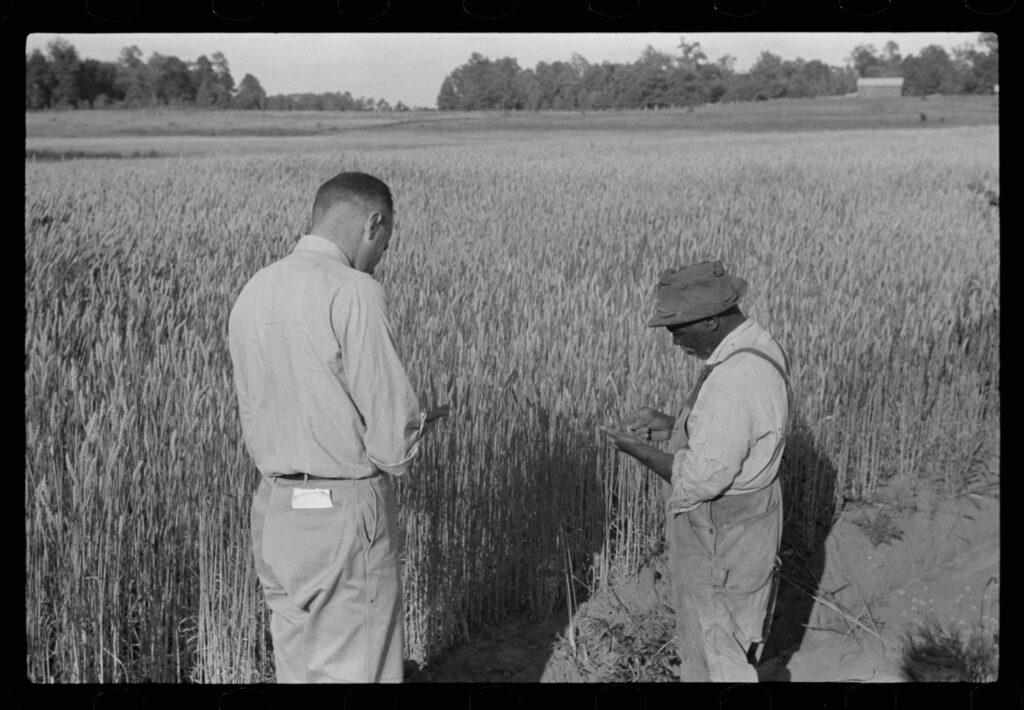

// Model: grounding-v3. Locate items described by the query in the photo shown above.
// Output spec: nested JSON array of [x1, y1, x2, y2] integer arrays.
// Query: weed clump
[[899, 612, 998, 682], [570, 607, 679, 682], [852, 508, 904, 547]]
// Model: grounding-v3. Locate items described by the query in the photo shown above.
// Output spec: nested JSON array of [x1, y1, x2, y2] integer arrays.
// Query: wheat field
[[25, 118, 999, 682]]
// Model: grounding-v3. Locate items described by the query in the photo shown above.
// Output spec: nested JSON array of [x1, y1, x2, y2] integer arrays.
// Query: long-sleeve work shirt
[[668, 319, 789, 515], [228, 234, 421, 479]]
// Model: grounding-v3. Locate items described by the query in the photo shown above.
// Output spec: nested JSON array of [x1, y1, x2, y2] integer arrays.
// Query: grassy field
[[24, 99, 999, 682]]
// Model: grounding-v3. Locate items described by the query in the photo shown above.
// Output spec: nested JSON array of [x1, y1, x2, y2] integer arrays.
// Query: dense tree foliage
[[24, 38, 409, 111], [25, 41, 241, 109], [26, 35, 999, 111], [436, 36, 1000, 111]]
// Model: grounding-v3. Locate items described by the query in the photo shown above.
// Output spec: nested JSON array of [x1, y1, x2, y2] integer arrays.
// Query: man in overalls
[[601, 260, 789, 682]]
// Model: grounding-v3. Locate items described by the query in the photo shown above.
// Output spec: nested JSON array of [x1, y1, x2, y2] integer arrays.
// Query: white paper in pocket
[[291, 488, 333, 509]]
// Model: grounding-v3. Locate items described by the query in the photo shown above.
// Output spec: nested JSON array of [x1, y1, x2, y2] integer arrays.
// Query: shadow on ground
[[756, 412, 839, 681], [411, 397, 615, 682]]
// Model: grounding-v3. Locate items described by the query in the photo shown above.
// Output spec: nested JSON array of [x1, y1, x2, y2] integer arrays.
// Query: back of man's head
[[311, 172, 393, 230]]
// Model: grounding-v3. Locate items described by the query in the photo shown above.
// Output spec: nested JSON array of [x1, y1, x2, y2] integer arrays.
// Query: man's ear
[[364, 211, 383, 241], [705, 316, 720, 332]]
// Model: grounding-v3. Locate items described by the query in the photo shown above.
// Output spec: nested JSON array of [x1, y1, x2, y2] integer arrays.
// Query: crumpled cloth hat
[[647, 260, 748, 328]]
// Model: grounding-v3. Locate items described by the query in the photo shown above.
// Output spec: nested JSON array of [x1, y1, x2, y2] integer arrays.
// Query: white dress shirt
[[228, 234, 421, 478]]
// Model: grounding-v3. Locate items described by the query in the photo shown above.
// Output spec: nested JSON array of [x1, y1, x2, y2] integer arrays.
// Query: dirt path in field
[[415, 490, 999, 684]]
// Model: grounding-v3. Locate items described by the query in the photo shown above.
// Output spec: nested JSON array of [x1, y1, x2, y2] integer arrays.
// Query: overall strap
[[723, 347, 790, 386], [682, 364, 714, 412], [681, 345, 791, 438]]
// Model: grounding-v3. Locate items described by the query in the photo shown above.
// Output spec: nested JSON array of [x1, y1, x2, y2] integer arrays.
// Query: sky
[[25, 32, 981, 108]]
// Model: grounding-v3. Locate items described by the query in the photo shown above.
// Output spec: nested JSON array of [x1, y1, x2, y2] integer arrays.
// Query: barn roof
[[857, 77, 904, 86]]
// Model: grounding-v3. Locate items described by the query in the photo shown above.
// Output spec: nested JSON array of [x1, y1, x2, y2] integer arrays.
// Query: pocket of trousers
[[357, 482, 383, 606], [718, 502, 781, 595], [261, 487, 353, 607], [357, 482, 381, 549]]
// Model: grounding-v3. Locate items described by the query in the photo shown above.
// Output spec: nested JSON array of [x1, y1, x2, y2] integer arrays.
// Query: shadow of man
[[756, 410, 839, 681], [411, 395, 611, 682]]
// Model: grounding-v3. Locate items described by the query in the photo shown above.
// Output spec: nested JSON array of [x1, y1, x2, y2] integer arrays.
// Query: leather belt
[[274, 472, 379, 481]]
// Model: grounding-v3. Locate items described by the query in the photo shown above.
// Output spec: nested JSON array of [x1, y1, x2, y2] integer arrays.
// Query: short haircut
[[311, 172, 393, 226]]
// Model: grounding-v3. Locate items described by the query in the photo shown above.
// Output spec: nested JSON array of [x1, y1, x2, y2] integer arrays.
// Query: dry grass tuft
[[899, 611, 998, 682]]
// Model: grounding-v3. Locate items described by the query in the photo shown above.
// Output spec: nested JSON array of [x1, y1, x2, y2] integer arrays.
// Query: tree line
[[27, 35, 998, 112], [437, 35, 1000, 111], [27, 40, 261, 110], [25, 39, 413, 111]]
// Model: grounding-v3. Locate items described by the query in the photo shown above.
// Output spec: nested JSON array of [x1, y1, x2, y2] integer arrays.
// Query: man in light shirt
[[601, 260, 789, 682], [228, 171, 445, 683]]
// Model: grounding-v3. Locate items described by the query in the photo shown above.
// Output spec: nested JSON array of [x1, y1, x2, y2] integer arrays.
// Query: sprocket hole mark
[[838, 0, 891, 15], [212, 0, 264, 22], [338, 0, 391, 20], [87, 0, 139, 22], [219, 688, 269, 710], [964, 0, 1015, 13], [588, 0, 640, 18], [464, 0, 516, 19], [713, 0, 765, 18]]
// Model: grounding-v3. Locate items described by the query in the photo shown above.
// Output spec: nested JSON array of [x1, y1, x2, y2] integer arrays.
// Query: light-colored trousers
[[250, 473, 404, 683], [667, 478, 783, 683]]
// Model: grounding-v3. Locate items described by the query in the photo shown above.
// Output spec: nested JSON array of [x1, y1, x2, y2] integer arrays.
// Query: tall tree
[[515, 68, 543, 111], [667, 40, 717, 106], [148, 53, 195, 105], [972, 32, 998, 90], [902, 45, 958, 95], [798, 59, 837, 95], [579, 62, 617, 110], [47, 38, 82, 107], [191, 55, 220, 107], [881, 40, 902, 71], [849, 44, 884, 77], [748, 51, 787, 99], [211, 51, 236, 107], [437, 76, 458, 110], [676, 37, 708, 71], [490, 56, 525, 110], [607, 61, 643, 108], [78, 59, 121, 107], [716, 54, 737, 75], [437, 53, 527, 110], [26, 49, 55, 109], [635, 45, 674, 107], [232, 73, 266, 109], [115, 45, 151, 107]]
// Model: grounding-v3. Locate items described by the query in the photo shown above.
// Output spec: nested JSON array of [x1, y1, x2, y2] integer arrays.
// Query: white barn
[[857, 77, 904, 98]]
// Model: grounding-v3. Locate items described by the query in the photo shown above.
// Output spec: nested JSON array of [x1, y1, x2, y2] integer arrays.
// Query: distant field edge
[[25, 148, 167, 162], [25, 95, 998, 140]]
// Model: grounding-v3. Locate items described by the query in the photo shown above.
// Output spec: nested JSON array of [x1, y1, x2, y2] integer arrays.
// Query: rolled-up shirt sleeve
[[668, 376, 754, 513], [333, 279, 422, 476]]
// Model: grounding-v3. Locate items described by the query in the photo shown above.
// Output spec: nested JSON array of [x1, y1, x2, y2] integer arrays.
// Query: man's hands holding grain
[[623, 407, 675, 441], [599, 407, 675, 455]]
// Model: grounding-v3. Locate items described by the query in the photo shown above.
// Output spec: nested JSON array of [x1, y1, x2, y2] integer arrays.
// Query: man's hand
[[599, 424, 675, 484], [599, 425, 647, 457], [623, 407, 675, 442], [412, 404, 451, 446], [424, 404, 450, 425]]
